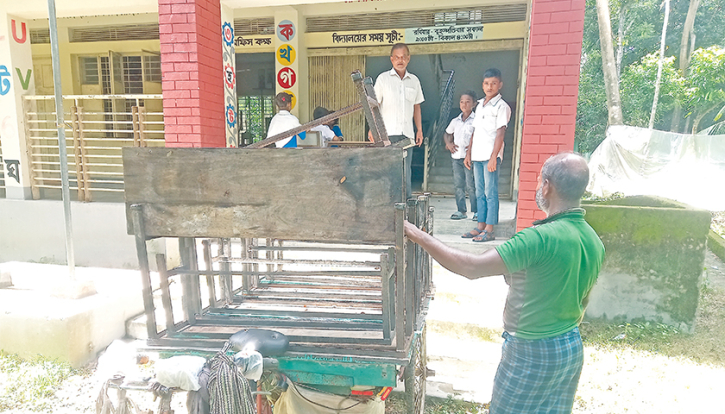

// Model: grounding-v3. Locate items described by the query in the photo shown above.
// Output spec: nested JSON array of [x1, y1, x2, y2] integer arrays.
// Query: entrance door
[[366, 50, 520, 198]]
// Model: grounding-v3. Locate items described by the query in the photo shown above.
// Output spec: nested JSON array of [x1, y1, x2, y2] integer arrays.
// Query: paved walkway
[[407, 195, 517, 402]]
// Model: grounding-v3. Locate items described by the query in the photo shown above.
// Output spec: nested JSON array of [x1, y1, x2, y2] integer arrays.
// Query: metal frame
[[126, 72, 435, 391]]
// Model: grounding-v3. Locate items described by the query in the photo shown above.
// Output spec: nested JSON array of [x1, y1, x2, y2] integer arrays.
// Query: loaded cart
[[123, 147, 435, 412]]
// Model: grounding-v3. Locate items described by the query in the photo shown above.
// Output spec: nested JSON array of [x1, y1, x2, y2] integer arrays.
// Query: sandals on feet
[[472, 230, 495, 242], [462, 228, 484, 238]]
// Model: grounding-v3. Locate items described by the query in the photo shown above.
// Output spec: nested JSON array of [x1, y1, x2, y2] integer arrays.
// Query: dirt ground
[[3, 250, 725, 414]]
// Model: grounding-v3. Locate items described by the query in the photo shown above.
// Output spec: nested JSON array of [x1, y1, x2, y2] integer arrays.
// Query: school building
[[0, 0, 585, 266]]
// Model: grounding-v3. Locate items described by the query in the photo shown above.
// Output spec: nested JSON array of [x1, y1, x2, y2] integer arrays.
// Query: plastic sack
[[155, 355, 207, 391], [233, 350, 263, 381]]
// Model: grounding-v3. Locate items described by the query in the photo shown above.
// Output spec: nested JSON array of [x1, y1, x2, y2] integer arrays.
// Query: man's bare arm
[[404, 222, 508, 279], [414, 104, 423, 146]]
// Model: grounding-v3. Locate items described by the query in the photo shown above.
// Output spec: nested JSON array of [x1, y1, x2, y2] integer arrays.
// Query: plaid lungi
[[489, 327, 583, 414]]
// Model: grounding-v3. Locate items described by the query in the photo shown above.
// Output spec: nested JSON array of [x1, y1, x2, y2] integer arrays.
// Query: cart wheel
[[404, 328, 426, 414]]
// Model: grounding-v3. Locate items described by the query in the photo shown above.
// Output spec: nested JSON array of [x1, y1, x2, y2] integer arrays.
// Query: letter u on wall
[[11, 20, 27, 44]]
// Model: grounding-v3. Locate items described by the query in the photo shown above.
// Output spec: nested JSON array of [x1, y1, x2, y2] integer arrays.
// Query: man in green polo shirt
[[405, 152, 605, 414]]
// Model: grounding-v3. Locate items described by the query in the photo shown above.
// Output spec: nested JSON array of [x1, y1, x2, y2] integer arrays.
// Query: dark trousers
[[452, 158, 477, 214]]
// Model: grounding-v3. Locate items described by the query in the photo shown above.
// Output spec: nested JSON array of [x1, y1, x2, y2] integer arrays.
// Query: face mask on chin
[[535, 186, 549, 214]]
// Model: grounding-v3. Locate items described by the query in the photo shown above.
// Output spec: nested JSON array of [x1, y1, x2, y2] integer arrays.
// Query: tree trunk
[[671, 0, 701, 132], [692, 104, 719, 134], [596, 0, 624, 125], [679, 0, 701, 72], [649, 0, 670, 130], [616, 3, 627, 78]]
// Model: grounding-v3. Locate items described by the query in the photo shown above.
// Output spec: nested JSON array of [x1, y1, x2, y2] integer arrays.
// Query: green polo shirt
[[495, 209, 605, 340]]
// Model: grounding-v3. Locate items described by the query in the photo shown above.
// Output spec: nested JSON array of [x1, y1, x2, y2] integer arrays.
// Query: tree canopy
[[576, 0, 725, 153]]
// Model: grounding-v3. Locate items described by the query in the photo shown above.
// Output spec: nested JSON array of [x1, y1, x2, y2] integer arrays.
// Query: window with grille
[[100, 56, 111, 94], [80, 56, 100, 85], [238, 95, 274, 143], [143, 55, 161, 82], [122, 56, 144, 94]]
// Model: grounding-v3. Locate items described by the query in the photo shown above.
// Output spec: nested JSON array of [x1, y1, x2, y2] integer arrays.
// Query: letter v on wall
[[15, 68, 32, 90], [11, 20, 27, 44]]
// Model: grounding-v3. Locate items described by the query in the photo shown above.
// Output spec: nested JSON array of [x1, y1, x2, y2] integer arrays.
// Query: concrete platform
[[417, 196, 514, 402], [0, 262, 145, 368]]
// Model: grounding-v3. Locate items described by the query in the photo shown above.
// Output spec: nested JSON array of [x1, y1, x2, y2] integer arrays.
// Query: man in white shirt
[[462, 68, 512, 242], [370, 43, 425, 199], [444, 91, 477, 220], [267, 92, 304, 148]]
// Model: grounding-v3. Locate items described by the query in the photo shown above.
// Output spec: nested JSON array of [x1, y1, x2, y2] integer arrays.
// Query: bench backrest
[[123, 147, 404, 244]]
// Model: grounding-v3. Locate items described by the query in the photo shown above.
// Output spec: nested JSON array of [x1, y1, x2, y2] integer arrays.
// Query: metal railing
[[422, 70, 455, 191], [23, 94, 164, 201]]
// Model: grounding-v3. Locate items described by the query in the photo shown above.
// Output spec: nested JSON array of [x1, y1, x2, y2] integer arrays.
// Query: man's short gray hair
[[540, 152, 590, 203]]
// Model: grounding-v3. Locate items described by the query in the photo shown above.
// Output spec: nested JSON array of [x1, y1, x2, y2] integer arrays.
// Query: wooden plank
[[123, 147, 404, 243]]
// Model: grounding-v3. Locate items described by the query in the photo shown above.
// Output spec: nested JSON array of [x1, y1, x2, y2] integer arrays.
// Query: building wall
[[0, 199, 159, 268], [516, 0, 584, 230]]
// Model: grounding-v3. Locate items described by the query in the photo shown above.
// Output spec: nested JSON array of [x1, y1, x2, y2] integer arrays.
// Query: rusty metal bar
[[246, 102, 362, 149], [202, 240, 218, 309], [405, 199, 417, 339], [155, 253, 176, 335], [351, 70, 390, 147], [221, 238, 233, 304], [130, 204, 158, 339], [394, 202, 406, 351], [178, 238, 196, 324], [380, 252, 391, 341]]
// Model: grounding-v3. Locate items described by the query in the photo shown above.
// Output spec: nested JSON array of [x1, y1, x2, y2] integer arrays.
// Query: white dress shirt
[[373, 68, 425, 139], [470, 94, 511, 162], [445, 111, 475, 160], [267, 110, 301, 148], [311, 124, 336, 147]]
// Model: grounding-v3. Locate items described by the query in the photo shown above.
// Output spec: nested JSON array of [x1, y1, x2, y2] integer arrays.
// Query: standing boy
[[444, 91, 478, 220], [462, 68, 511, 242], [370, 43, 425, 200]]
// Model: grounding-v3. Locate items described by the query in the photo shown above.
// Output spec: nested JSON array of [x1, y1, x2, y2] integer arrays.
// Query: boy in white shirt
[[267, 92, 305, 148], [444, 91, 478, 220], [310, 106, 343, 147], [462, 68, 512, 242]]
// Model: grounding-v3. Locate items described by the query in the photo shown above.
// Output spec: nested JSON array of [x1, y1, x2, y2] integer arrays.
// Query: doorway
[[366, 49, 520, 197]]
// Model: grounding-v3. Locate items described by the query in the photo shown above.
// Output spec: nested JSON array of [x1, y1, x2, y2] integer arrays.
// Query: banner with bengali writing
[[405, 24, 484, 44]]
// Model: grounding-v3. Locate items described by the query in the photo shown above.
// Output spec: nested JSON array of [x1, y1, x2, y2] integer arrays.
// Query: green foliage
[[619, 53, 685, 128], [685, 46, 725, 121], [0, 352, 75, 412], [385, 393, 487, 414], [577, 0, 725, 151]]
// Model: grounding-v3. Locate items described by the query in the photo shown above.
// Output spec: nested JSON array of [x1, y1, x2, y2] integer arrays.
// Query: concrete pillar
[[0, 13, 35, 199], [516, 0, 585, 231], [158, 0, 225, 148], [221, 4, 238, 148], [274, 7, 308, 120]]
